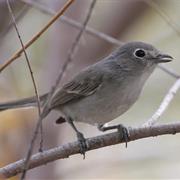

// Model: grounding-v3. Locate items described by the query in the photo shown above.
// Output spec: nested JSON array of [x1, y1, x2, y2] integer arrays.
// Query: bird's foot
[[98, 124, 129, 147], [76, 132, 88, 159], [116, 124, 129, 148]]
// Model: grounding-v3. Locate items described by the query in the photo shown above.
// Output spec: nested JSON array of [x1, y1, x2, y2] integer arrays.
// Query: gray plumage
[[0, 42, 173, 127]]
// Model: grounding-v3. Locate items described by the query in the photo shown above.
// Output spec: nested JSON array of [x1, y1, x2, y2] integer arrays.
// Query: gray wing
[[50, 68, 103, 108]]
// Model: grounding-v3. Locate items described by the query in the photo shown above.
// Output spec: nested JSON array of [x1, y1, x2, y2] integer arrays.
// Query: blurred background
[[0, 0, 180, 179]]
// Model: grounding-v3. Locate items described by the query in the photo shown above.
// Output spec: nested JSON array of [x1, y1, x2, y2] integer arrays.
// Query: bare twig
[[145, 0, 180, 37], [144, 78, 180, 127], [22, 0, 123, 45], [0, 122, 180, 179], [46, 0, 97, 103], [0, 0, 75, 73], [0, 4, 30, 39], [60, 15, 123, 46], [6, 1, 43, 178], [6, 0, 41, 118], [144, 0, 180, 127], [158, 65, 180, 79], [142, 0, 180, 127]]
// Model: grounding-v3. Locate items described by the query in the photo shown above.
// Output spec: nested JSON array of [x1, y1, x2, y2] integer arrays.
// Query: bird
[[0, 41, 173, 154]]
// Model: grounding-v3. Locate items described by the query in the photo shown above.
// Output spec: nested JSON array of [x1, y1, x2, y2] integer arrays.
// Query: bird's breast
[[60, 76, 143, 125]]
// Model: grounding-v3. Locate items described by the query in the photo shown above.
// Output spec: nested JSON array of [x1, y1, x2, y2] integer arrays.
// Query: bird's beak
[[156, 53, 173, 63]]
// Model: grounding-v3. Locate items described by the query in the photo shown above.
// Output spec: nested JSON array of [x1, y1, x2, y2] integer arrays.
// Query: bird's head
[[113, 41, 173, 73]]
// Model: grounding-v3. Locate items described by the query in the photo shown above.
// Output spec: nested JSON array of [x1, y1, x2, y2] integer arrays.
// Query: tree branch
[[6, 0, 41, 122], [144, 78, 180, 126], [0, 0, 75, 73], [145, 0, 180, 37], [0, 122, 179, 179]]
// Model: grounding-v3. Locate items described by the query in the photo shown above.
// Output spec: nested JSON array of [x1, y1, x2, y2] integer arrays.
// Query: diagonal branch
[[144, 78, 180, 126], [145, 0, 180, 37], [158, 65, 180, 79], [0, 122, 180, 179], [6, 0, 41, 119], [45, 0, 97, 106], [0, 0, 75, 73], [0, 4, 30, 39]]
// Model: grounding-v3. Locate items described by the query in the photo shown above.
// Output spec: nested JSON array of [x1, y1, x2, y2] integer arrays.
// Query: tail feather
[[0, 93, 48, 111]]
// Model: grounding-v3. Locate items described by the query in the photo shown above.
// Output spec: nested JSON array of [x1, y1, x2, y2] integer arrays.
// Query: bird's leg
[[98, 124, 129, 147], [67, 117, 87, 158]]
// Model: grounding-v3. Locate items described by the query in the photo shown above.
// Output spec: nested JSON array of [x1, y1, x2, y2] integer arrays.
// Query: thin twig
[[0, 4, 30, 39], [6, 0, 41, 118], [0, 0, 75, 73], [6, 1, 44, 175], [22, 0, 123, 46], [60, 15, 123, 46], [145, 0, 180, 37], [20, 1, 75, 179], [143, 78, 180, 127], [46, 0, 97, 104], [158, 65, 180, 79], [0, 122, 180, 179]]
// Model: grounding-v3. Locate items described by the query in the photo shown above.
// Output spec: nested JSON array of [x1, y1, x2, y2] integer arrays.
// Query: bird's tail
[[0, 93, 48, 111]]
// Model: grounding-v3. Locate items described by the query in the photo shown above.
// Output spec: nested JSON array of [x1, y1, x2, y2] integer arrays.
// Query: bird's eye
[[134, 49, 146, 58]]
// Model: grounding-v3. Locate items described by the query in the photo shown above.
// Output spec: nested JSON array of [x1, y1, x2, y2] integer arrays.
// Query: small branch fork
[[0, 122, 180, 179], [0, 0, 75, 73]]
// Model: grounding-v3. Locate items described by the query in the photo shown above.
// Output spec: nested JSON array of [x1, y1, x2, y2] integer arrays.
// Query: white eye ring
[[134, 49, 146, 58]]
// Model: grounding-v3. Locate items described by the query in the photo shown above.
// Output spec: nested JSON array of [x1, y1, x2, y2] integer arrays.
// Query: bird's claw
[[117, 125, 129, 147], [77, 132, 88, 159]]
